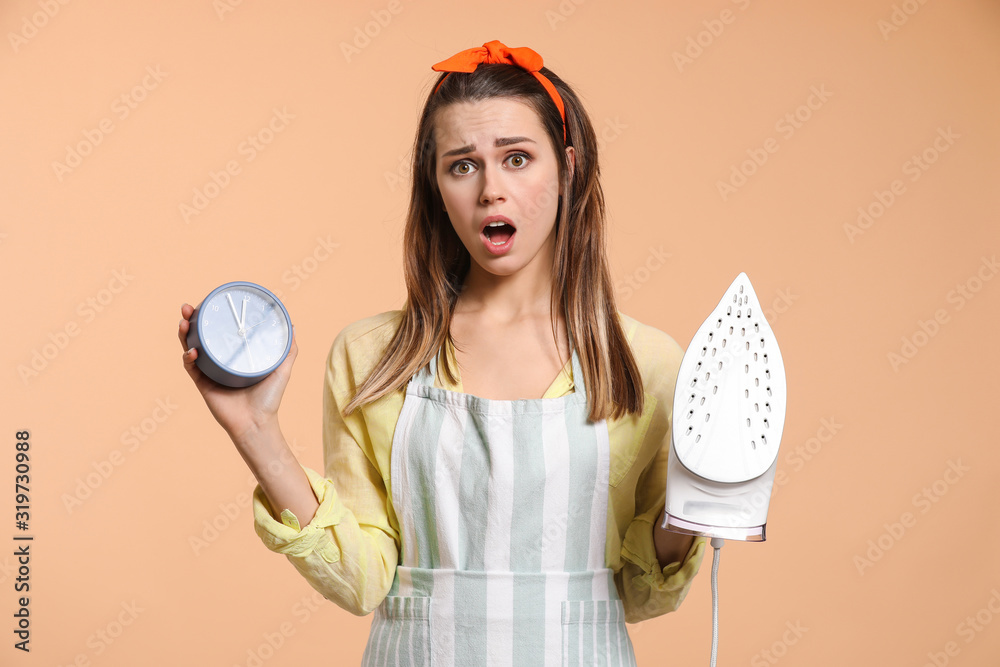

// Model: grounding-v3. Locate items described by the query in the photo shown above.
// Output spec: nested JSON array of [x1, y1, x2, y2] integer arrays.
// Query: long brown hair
[[343, 61, 644, 422]]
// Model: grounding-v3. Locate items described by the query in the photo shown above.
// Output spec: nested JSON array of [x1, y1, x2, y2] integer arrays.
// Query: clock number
[[212, 304, 219, 311], [271, 319, 277, 326]]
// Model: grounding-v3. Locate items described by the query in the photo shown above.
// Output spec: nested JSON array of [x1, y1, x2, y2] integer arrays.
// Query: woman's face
[[434, 97, 574, 281]]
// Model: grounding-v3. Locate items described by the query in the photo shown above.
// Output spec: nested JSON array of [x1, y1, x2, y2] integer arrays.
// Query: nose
[[479, 163, 506, 205]]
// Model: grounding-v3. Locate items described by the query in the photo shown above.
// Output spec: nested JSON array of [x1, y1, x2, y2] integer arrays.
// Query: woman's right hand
[[177, 302, 298, 443]]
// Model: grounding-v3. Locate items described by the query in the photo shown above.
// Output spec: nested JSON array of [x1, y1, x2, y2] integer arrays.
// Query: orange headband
[[431, 40, 567, 143]]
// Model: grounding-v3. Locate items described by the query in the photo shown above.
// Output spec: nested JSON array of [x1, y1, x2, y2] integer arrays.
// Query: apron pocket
[[362, 595, 433, 667], [561, 599, 636, 667]]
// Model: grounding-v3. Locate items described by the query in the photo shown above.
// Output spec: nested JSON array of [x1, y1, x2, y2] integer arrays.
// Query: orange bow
[[431, 40, 566, 143]]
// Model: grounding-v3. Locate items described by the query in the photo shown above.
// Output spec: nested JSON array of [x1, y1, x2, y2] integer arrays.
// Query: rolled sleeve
[[252, 465, 346, 564]]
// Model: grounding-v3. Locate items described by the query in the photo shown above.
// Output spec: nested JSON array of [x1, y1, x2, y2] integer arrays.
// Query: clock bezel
[[190, 280, 292, 387]]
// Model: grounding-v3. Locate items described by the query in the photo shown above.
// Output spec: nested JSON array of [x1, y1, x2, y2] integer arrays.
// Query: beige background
[[3, 0, 999, 665]]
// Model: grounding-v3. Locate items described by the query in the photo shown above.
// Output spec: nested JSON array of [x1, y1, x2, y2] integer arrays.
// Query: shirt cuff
[[251, 465, 347, 564], [621, 513, 707, 591], [635, 534, 707, 593]]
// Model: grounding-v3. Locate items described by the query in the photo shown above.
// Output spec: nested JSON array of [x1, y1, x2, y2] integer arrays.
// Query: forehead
[[433, 98, 547, 151]]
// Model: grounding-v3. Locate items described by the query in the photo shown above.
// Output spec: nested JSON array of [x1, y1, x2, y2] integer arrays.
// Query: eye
[[507, 152, 529, 168], [449, 160, 475, 176]]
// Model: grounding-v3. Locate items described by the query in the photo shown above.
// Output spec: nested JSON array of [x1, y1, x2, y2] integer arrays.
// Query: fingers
[[178, 303, 200, 380], [265, 328, 297, 388], [178, 305, 198, 365], [178, 303, 195, 352], [284, 328, 298, 370], [179, 342, 204, 394]]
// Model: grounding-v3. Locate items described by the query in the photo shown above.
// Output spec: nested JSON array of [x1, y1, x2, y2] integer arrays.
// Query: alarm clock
[[185, 281, 292, 388]]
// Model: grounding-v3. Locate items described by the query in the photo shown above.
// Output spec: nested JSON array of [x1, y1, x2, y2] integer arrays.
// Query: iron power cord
[[709, 537, 725, 667]]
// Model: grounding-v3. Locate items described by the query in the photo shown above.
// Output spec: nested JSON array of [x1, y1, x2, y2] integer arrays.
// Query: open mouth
[[483, 222, 516, 246]]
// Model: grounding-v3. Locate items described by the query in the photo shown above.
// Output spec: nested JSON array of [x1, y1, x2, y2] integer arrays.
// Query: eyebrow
[[440, 136, 537, 158]]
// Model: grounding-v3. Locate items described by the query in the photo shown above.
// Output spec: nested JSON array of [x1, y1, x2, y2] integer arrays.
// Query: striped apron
[[361, 345, 637, 666]]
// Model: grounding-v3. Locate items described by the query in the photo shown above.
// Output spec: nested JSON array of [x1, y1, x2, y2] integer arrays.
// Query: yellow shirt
[[251, 309, 706, 623]]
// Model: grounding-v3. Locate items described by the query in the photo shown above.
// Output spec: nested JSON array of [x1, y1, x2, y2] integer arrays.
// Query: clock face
[[198, 284, 290, 375]]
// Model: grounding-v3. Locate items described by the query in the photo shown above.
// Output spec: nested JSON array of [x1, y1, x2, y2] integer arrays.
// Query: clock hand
[[240, 296, 247, 330], [244, 319, 269, 332], [226, 293, 242, 329], [243, 333, 256, 370]]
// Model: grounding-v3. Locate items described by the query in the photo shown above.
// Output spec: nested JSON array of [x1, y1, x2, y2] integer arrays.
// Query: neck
[[456, 254, 557, 324]]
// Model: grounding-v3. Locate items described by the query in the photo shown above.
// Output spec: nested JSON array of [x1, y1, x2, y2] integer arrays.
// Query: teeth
[[484, 220, 514, 246]]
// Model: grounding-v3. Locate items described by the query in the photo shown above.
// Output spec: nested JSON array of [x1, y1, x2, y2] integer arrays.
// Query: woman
[[178, 40, 706, 666]]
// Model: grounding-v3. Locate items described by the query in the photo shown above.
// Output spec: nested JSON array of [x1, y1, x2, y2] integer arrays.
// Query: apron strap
[[410, 347, 440, 388], [569, 345, 586, 400]]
